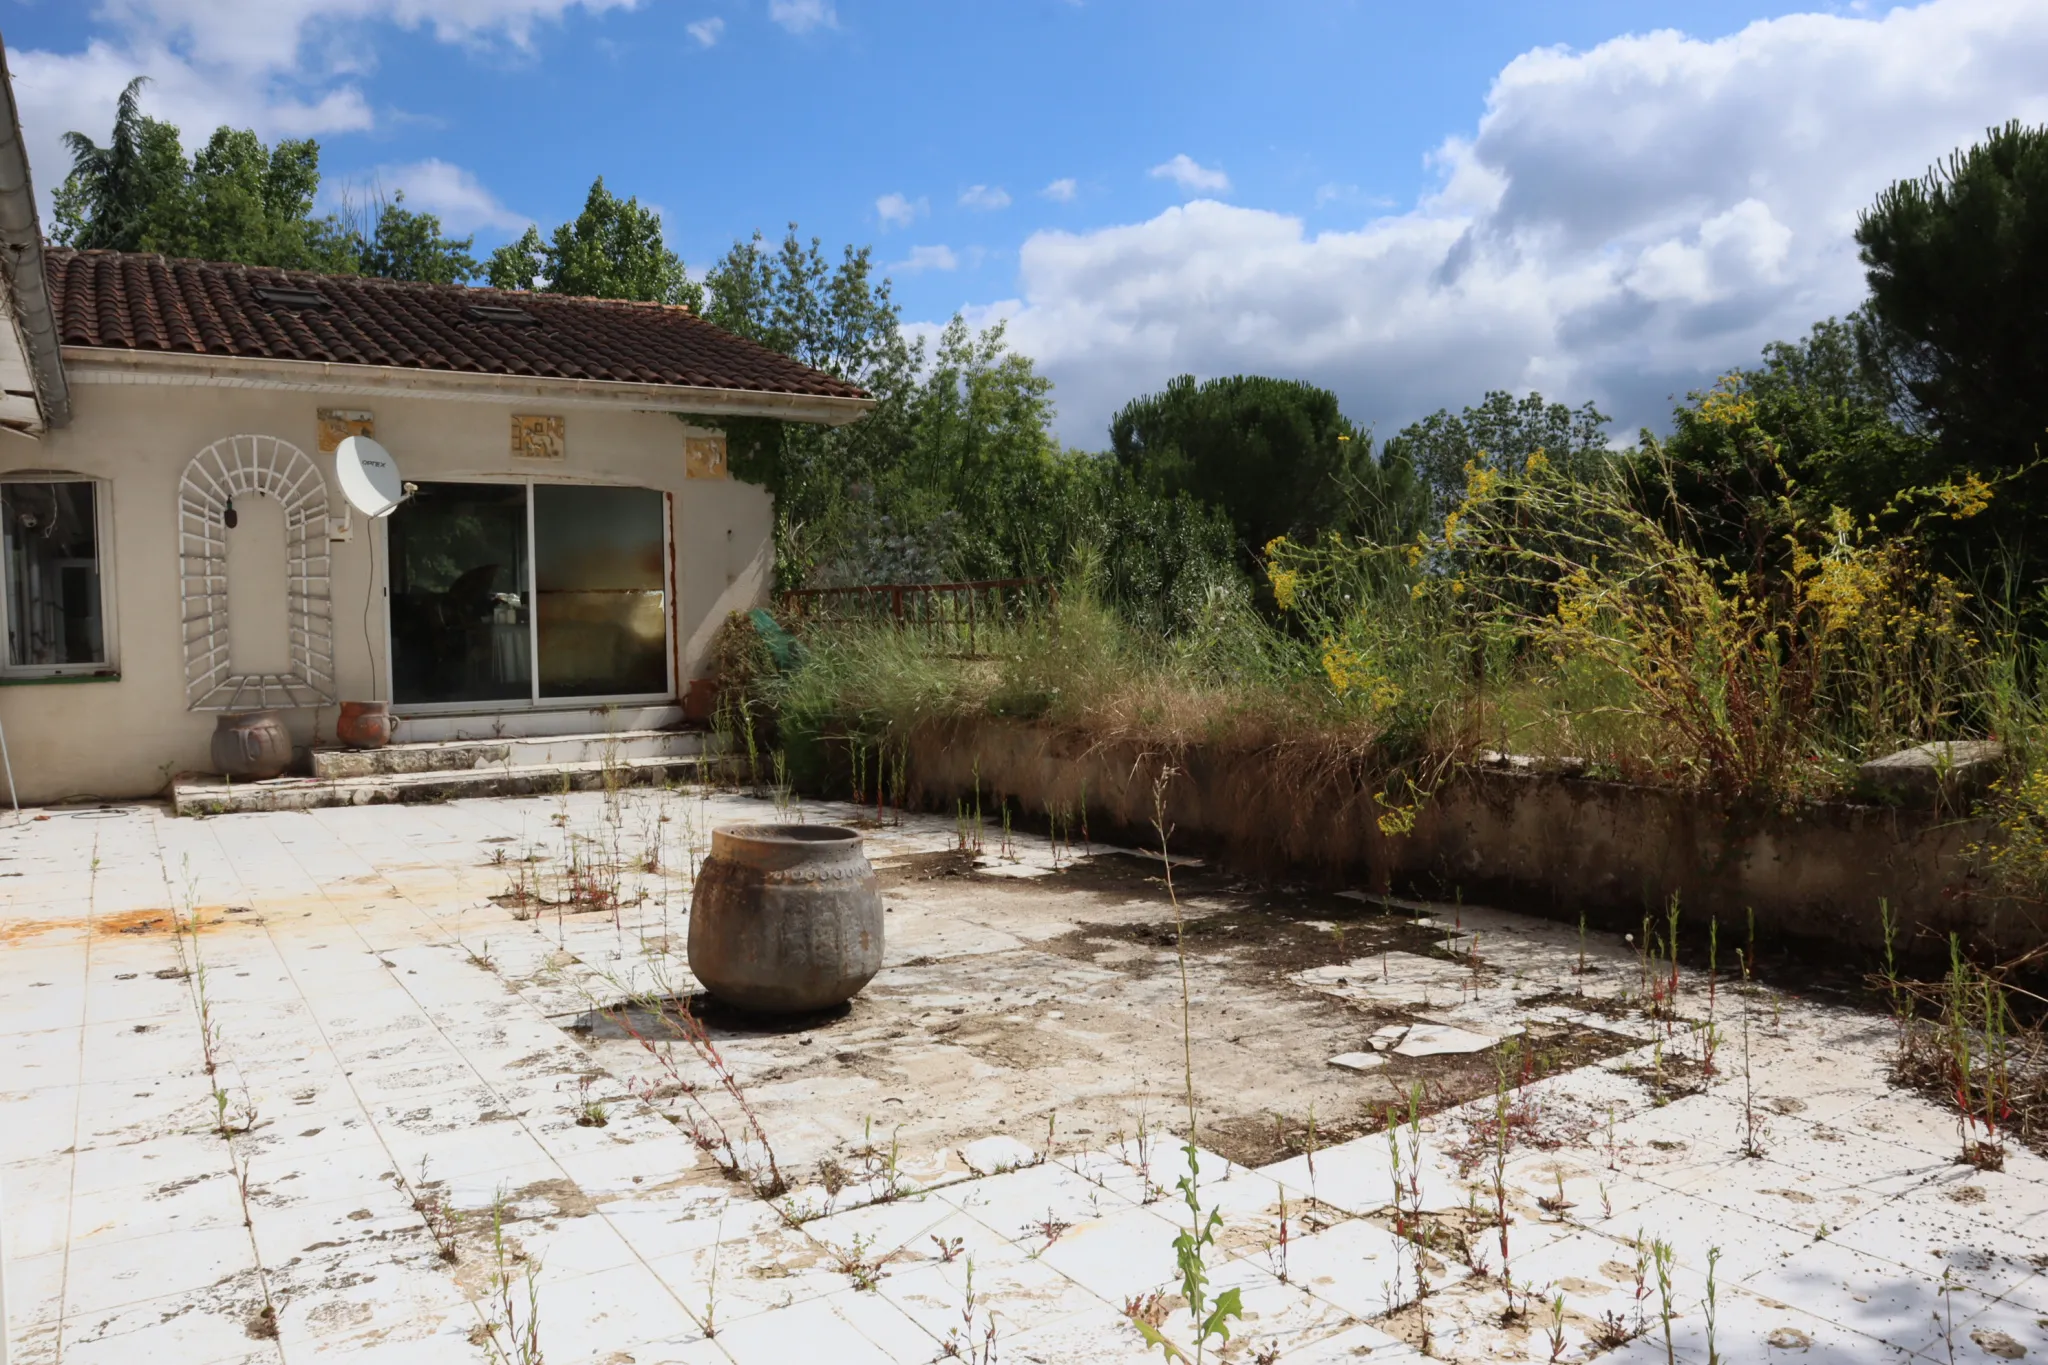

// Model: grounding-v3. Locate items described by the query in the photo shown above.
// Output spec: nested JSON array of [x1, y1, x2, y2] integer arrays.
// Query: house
[[0, 66, 868, 808]]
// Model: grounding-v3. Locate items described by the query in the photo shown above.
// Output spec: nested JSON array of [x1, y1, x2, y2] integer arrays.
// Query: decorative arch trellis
[[179, 435, 336, 711]]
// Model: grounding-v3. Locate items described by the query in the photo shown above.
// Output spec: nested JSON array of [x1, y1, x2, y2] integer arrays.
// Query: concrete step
[[173, 753, 709, 816], [311, 729, 706, 780], [392, 704, 686, 744]]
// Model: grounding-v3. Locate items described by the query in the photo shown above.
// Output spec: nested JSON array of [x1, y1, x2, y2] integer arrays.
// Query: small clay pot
[[688, 824, 882, 1013], [336, 700, 394, 750], [211, 710, 293, 780]]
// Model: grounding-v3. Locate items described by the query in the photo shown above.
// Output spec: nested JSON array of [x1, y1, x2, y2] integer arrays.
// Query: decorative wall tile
[[316, 408, 374, 453], [684, 433, 728, 480], [512, 414, 566, 460]]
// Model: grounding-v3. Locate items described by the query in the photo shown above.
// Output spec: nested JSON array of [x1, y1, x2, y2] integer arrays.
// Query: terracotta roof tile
[[46, 249, 868, 403]]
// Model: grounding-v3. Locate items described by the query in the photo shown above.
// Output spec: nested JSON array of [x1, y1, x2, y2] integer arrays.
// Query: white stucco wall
[[0, 377, 774, 803]]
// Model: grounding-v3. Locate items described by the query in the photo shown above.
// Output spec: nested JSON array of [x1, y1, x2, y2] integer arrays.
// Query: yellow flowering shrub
[[1695, 376, 1758, 427], [1320, 638, 1403, 712]]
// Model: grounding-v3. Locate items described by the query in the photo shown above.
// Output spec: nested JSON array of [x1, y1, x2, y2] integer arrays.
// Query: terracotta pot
[[688, 824, 882, 1013], [336, 700, 394, 750], [682, 676, 719, 723], [210, 710, 293, 780]]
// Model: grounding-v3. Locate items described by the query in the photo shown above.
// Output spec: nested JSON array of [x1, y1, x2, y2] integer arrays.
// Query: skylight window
[[251, 285, 331, 310], [467, 305, 539, 326]]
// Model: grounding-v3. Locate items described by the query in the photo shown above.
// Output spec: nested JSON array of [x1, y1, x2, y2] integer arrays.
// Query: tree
[[166, 126, 354, 269], [1856, 120, 2048, 579], [55, 81, 356, 271], [485, 177, 701, 308], [54, 78, 191, 252], [1384, 390, 1612, 518], [355, 192, 478, 284], [699, 227, 919, 585], [1109, 374, 1375, 558]]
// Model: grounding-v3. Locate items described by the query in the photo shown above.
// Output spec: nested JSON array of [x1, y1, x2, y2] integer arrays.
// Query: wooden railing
[[778, 578, 1056, 656]]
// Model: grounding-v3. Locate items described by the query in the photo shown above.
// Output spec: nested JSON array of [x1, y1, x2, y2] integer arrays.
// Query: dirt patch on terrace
[[564, 849, 1641, 1177], [873, 847, 981, 887]]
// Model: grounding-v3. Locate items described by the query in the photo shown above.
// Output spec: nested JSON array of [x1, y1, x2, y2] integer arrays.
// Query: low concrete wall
[[896, 720, 2035, 963]]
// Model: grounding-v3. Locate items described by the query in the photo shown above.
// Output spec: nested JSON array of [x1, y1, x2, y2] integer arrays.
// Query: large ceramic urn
[[210, 710, 293, 780], [688, 824, 883, 1013]]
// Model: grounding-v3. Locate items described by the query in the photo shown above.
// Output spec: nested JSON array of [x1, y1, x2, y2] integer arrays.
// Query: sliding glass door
[[388, 481, 669, 708], [534, 484, 669, 699]]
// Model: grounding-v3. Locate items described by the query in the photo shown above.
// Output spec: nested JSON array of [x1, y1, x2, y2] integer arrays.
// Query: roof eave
[[59, 347, 875, 426], [0, 35, 71, 431]]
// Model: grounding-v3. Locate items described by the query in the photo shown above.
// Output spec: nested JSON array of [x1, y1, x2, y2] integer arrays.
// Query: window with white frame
[[2, 478, 112, 675]]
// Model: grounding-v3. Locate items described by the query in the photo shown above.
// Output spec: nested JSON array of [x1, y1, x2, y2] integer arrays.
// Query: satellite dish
[[334, 435, 405, 518]]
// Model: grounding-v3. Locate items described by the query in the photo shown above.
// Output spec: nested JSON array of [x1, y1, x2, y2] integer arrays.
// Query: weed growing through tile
[[1703, 915, 1721, 1076], [212, 1083, 257, 1137], [1629, 1233, 1653, 1338], [1546, 1289, 1570, 1362], [1704, 1244, 1723, 1365], [1740, 944, 1767, 1158], [1652, 1238, 1678, 1365], [405, 1158, 462, 1264], [1026, 1208, 1073, 1253], [1937, 1264, 1960, 1363], [702, 1211, 723, 1338], [829, 1231, 891, 1291], [850, 1116, 910, 1197], [1946, 936, 2012, 1169], [573, 1076, 610, 1128], [482, 1188, 545, 1365], [1124, 1291, 1171, 1332], [593, 965, 785, 1197], [1125, 764, 1244, 1364], [942, 1256, 999, 1363], [1886, 933, 2039, 1166], [160, 857, 284, 1345], [1591, 1309, 1637, 1351], [1537, 1168, 1573, 1219], [771, 750, 793, 815], [1880, 899, 1911, 1055], [1489, 1041, 1519, 1318]]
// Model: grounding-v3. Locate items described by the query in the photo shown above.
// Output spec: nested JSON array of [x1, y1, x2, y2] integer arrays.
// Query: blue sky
[[10, 1, 2048, 443]]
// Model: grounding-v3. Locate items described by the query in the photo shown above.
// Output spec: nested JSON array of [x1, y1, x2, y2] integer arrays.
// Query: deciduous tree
[[486, 177, 700, 308]]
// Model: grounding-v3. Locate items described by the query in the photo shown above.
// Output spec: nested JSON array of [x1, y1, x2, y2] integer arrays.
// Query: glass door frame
[[382, 476, 676, 714]]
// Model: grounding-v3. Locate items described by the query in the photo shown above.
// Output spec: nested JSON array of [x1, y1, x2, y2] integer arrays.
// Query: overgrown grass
[[753, 456, 2048, 908]]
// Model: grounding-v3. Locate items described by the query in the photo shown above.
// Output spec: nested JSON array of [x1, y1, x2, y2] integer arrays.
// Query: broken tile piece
[[1392, 1023, 1501, 1057], [1327, 1051, 1388, 1072], [959, 1134, 1039, 1175]]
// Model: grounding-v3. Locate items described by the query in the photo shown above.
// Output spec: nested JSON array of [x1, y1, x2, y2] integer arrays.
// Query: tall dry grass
[[763, 454, 2036, 852]]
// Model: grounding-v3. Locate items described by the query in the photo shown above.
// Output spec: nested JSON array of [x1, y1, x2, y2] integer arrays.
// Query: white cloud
[[768, 0, 836, 34], [875, 192, 927, 229], [69, 0, 640, 77], [325, 157, 529, 233], [1149, 153, 1230, 195], [893, 245, 959, 274], [954, 0, 2048, 445], [12, 0, 629, 225], [958, 184, 1011, 211], [686, 16, 724, 46], [1041, 177, 1078, 203]]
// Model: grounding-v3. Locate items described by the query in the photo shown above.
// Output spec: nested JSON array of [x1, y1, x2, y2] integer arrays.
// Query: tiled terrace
[[0, 787, 2041, 1363]]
